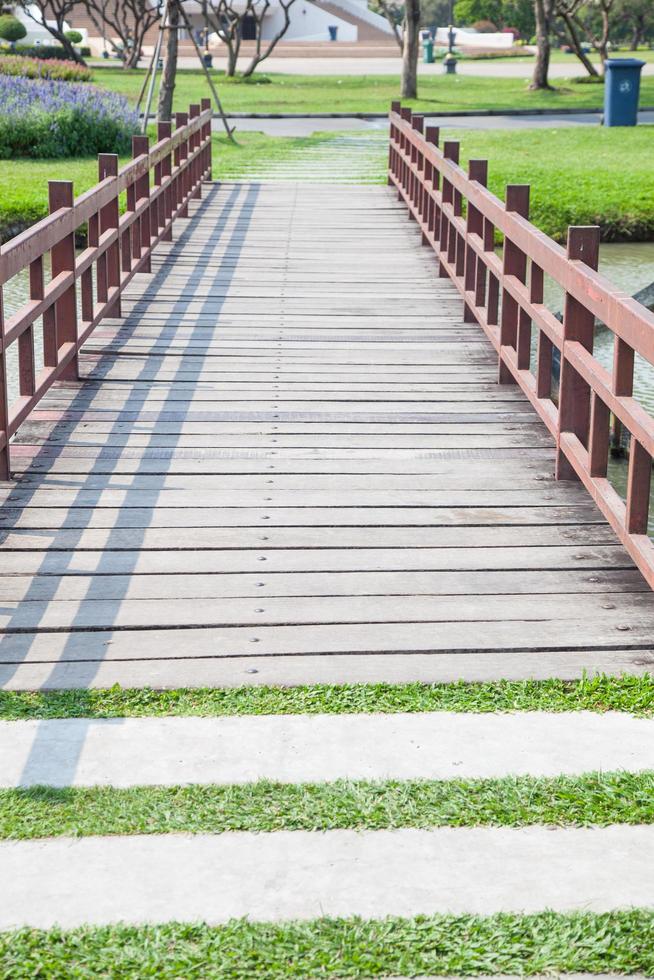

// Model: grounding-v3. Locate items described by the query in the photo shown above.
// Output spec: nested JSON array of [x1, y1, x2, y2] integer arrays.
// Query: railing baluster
[[626, 437, 652, 534], [556, 225, 600, 480], [175, 111, 189, 218], [464, 159, 487, 322], [48, 181, 78, 380], [499, 184, 529, 383], [21, 259, 40, 396], [158, 120, 173, 242], [190, 104, 202, 200], [201, 98, 212, 181], [133, 136, 151, 274], [0, 290, 9, 479], [424, 126, 439, 249], [388, 100, 401, 185], [440, 141, 458, 278], [98, 155, 121, 318]]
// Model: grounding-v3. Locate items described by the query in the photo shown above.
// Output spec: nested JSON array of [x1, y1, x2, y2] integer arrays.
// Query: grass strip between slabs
[[2, 771, 654, 840], [2, 675, 654, 721], [2, 910, 654, 977]]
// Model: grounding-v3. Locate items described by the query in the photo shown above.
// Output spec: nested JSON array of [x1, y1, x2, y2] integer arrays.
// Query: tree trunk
[[530, 0, 553, 89], [401, 0, 420, 99], [561, 10, 599, 76], [157, 0, 179, 121]]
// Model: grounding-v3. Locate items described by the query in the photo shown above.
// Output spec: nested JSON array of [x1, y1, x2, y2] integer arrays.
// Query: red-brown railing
[[389, 101, 654, 588], [0, 98, 213, 481]]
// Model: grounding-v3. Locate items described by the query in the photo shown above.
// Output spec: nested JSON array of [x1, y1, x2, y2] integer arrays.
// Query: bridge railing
[[389, 102, 654, 588], [0, 98, 213, 481]]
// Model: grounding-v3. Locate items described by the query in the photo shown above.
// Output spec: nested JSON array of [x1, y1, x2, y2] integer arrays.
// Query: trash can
[[203, 50, 213, 68], [604, 58, 645, 126], [443, 52, 457, 74], [423, 37, 434, 63], [328, 25, 338, 41]]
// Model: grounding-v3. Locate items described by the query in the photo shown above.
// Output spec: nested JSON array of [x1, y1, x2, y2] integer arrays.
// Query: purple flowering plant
[[0, 74, 139, 158]]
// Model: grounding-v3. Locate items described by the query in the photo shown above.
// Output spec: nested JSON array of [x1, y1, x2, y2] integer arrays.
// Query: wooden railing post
[[21, 259, 40, 396], [0, 290, 9, 480], [424, 125, 440, 249], [98, 155, 121, 318], [189, 103, 202, 200], [133, 135, 152, 274], [399, 106, 412, 198], [158, 120, 173, 242], [48, 181, 78, 380], [410, 114, 424, 220], [499, 184, 530, 384], [388, 101, 400, 185], [201, 98, 212, 181], [556, 225, 600, 480], [440, 141, 459, 278], [464, 159, 487, 323], [175, 111, 189, 218]]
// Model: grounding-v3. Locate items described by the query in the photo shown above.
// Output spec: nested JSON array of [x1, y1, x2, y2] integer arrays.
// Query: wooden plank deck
[[1, 180, 654, 690]]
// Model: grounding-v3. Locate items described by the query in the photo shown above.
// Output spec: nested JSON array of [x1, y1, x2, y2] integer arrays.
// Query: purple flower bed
[[0, 75, 138, 158]]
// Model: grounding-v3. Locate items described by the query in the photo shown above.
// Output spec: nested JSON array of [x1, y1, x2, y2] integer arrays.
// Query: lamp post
[[444, 22, 457, 72]]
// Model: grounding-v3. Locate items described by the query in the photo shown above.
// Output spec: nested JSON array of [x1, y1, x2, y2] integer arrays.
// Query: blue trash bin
[[604, 58, 645, 126], [328, 25, 338, 41]]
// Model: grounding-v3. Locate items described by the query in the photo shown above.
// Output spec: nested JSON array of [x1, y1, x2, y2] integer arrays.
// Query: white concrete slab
[[3, 710, 654, 788], [3, 825, 654, 929]]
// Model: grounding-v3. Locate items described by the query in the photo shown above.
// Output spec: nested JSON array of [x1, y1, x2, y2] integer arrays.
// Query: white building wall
[[264, 3, 357, 42]]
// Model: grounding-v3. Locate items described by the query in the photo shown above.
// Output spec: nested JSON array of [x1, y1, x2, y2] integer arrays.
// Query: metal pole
[[141, 0, 169, 134], [177, 2, 236, 141]]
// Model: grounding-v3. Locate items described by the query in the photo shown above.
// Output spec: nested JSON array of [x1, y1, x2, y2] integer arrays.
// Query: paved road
[[216, 110, 654, 136], [180, 53, 654, 77]]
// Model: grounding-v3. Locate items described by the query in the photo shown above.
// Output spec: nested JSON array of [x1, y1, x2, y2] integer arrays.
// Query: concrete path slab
[[3, 825, 654, 929], [3, 711, 654, 788]]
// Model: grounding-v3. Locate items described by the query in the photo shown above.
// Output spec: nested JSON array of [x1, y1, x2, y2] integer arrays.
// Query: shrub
[[0, 14, 27, 45], [0, 54, 92, 82], [471, 19, 498, 32], [502, 26, 521, 40], [0, 75, 138, 158], [65, 30, 83, 44], [6, 43, 90, 60]]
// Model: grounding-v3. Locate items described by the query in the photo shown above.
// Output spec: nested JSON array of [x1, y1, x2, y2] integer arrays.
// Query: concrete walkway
[[4, 826, 654, 929], [3, 711, 654, 787]]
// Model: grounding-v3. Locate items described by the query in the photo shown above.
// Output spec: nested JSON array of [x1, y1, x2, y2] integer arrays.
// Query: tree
[[454, 0, 534, 34], [555, 0, 600, 75], [200, 0, 297, 79], [530, 0, 555, 88], [401, 0, 421, 98], [0, 14, 27, 47], [157, 0, 179, 121], [371, 0, 403, 48], [65, 28, 83, 43], [82, 0, 163, 68], [619, 0, 654, 48], [17, 0, 87, 63], [573, 0, 617, 65]]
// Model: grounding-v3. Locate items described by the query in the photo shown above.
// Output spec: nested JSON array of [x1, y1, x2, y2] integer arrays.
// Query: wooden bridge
[[1, 102, 654, 691]]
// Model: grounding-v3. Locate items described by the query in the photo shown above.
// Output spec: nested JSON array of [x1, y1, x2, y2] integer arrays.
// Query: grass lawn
[[2, 675, 653, 719], [2, 771, 653, 840], [90, 65, 654, 114], [2, 125, 653, 244], [2, 911, 654, 977], [451, 124, 654, 241]]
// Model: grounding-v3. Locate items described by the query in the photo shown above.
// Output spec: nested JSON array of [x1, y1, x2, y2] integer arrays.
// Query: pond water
[[3, 241, 654, 532]]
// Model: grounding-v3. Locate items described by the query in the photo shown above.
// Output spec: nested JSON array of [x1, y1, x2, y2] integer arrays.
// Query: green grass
[[2, 771, 653, 840], [2, 911, 654, 977], [2, 675, 654, 720], [452, 125, 654, 242], [91, 65, 654, 114], [3, 126, 653, 244]]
